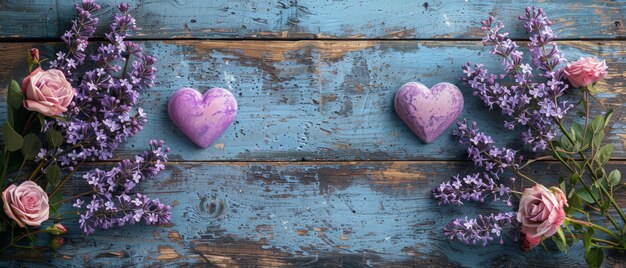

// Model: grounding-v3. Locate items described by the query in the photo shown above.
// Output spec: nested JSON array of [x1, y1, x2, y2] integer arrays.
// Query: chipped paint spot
[[214, 143, 225, 150], [169, 231, 183, 243], [156, 246, 180, 261]]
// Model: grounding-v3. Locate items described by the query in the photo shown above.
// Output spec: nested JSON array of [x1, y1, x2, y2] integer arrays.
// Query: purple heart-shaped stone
[[168, 87, 237, 148], [394, 82, 464, 143]]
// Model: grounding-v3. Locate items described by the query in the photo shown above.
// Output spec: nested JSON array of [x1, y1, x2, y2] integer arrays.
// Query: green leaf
[[7, 106, 14, 127], [577, 187, 600, 204], [46, 164, 62, 187], [584, 247, 604, 268], [551, 235, 567, 252], [48, 192, 63, 215], [46, 129, 63, 148], [559, 135, 574, 152], [583, 227, 595, 252], [3, 122, 23, 152], [592, 130, 604, 149], [608, 169, 621, 187], [7, 80, 24, 109], [36, 113, 45, 133], [21, 133, 42, 161], [603, 109, 613, 128], [595, 144, 614, 165], [569, 173, 580, 186], [555, 227, 567, 252], [566, 194, 583, 215], [590, 115, 605, 134]]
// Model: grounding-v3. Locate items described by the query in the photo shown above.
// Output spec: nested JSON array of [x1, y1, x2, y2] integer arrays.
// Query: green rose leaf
[[608, 169, 621, 187], [595, 144, 614, 166], [576, 187, 599, 204], [590, 115, 605, 134], [569, 173, 580, 186], [7, 80, 24, 109], [566, 194, 583, 215], [551, 235, 567, 252], [559, 135, 573, 152], [603, 109, 613, 128], [592, 130, 604, 149], [46, 164, 62, 187], [49, 192, 64, 215], [46, 129, 63, 148], [584, 247, 604, 268], [583, 227, 595, 252], [21, 133, 42, 160], [3, 122, 23, 152]]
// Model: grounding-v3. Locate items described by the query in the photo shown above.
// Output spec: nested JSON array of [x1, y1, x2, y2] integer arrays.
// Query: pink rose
[[563, 57, 608, 88], [517, 184, 568, 250], [2, 181, 49, 228], [22, 67, 75, 116]]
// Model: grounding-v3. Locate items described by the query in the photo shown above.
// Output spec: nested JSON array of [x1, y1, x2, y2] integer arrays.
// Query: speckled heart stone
[[394, 82, 464, 143], [168, 87, 237, 148]]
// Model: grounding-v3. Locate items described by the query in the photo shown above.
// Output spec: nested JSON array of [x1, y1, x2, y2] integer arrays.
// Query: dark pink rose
[[517, 184, 568, 249], [563, 57, 608, 88], [22, 68, 75, 116], [2, 181, 49, 228]]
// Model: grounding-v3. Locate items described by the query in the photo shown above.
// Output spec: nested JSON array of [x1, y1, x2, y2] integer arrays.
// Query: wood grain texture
[[0, 0, 624, 40], [1, 40, 624, 161], [2, 161, 624, 267]]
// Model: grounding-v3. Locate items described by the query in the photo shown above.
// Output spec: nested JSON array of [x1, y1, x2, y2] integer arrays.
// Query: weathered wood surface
[[1, 161, 624, 267], [2, 1, 626, 267], [0, 40, 625, 161], [0, 0, 625, 40]]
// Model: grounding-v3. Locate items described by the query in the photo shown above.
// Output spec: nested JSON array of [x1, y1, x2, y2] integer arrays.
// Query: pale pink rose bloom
[[2, 181, 50, 228], [517, 184, 568, 249], [22, 67, 75, 116], [563, 57, 608, 88]]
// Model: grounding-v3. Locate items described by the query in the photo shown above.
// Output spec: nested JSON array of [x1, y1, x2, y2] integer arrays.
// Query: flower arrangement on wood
[[0, 0, 170, 253], [432, 7, 623, 268]]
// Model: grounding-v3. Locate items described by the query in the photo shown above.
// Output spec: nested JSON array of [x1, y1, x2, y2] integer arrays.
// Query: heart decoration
[[394, 82, 464, 143], [168, 87, 238, 148]]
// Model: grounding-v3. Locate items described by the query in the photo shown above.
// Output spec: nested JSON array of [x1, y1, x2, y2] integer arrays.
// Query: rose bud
[[22, 68, 75, 116], [563, 57, 608, 88], [517, 184, 568, 250], [29, 48, 40, 63], [2, 181, 50, 228], [46, 223, 68, 235], [49, 236, 64, 250]]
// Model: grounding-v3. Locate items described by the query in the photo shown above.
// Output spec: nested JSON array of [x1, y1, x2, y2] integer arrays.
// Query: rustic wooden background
[[1, 0, 625, 267]]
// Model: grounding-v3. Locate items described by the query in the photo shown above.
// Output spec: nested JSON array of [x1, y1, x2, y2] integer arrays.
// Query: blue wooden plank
[[0, 0, 624, 39], [0, 40, 625, 160], [1, 161, 623, 266]]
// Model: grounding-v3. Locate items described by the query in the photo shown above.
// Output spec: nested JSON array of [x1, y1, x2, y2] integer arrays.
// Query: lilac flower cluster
[[39, 1, 157, 168], [50, 0, 101, 79], [454, 120, 522, 178], [461, 7, 571, 152], [443, 212, 519, 246], [76, 140, 170, 235], [34, 1, 169, 235], [432, 173, 512, 206], [78, 192, 170, 235], [435, 7, 569, 246]]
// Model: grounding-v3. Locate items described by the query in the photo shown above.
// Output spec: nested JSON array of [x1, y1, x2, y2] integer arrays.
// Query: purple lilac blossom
[[77, 140, 170, 235], [50, 0, 101, 79], [460, 7, 571, 152], [454, 119, 522, 179], [39, 2, 157, 168], [432, 173, 512, 206], [443, 212, 519, 246], [36, 2, 168, 235]]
